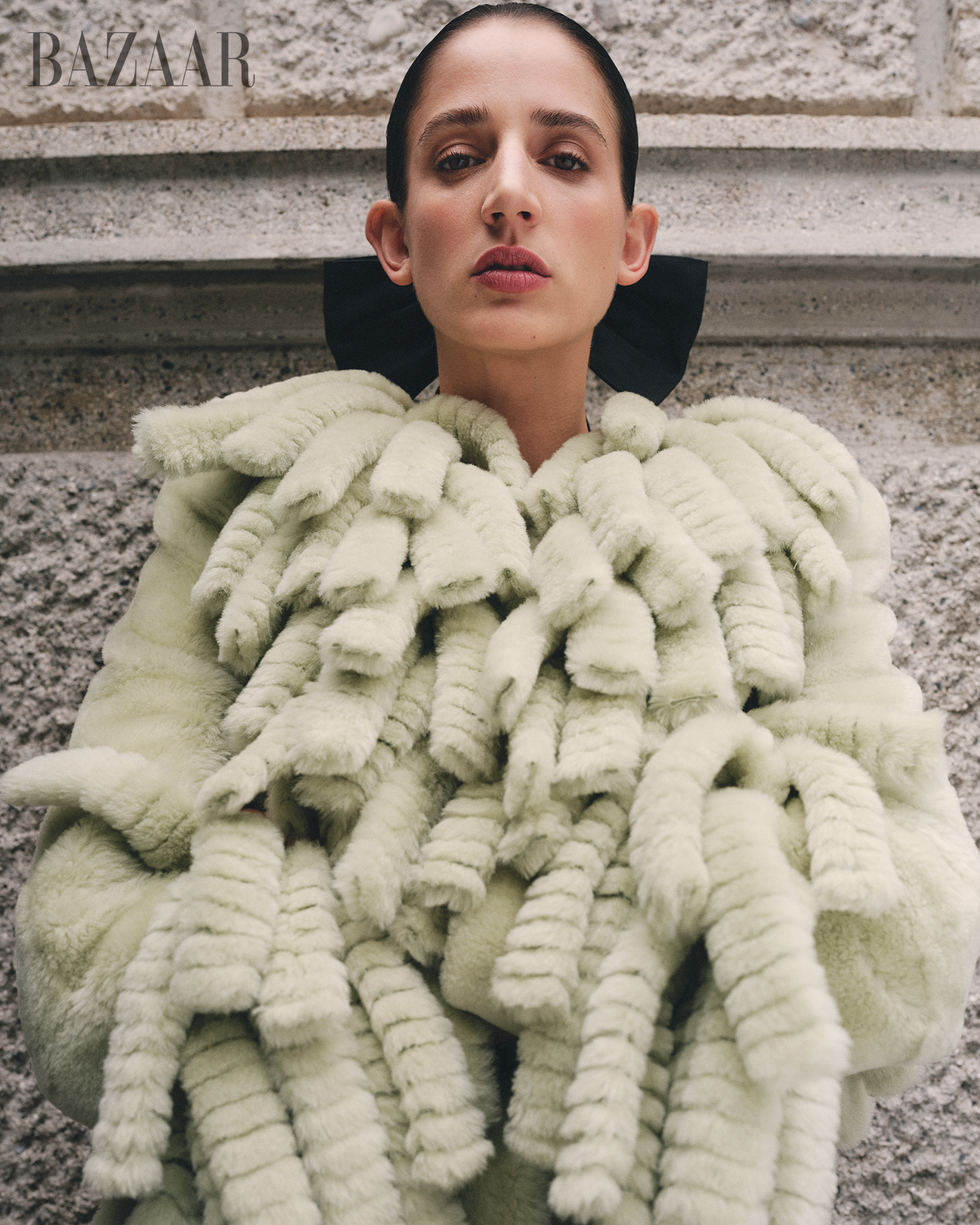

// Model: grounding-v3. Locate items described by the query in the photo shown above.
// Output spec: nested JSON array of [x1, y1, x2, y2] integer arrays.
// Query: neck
[[434, 331, 591, 473]]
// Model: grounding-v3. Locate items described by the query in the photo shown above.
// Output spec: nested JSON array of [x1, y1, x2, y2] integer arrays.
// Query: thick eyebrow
[[416, 105, 490, 146], [415, 104, 608, 148], [531, 107, 607, 146]]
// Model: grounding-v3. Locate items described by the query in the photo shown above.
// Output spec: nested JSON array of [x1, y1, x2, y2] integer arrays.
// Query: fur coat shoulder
[[5, 369, 980, 1225]]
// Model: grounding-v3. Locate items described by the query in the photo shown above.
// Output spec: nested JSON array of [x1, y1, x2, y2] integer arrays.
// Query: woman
[[4, 7, 979, 1225]]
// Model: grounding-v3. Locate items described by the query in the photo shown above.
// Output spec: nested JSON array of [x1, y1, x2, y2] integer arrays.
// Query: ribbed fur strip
[[625, 503, 722, 631], [503, 663, 568, 820], [271, 412, 402, 521], [300, 653, 437, 827], [749, 701, 947, 800], [484, 598, 562, 734], [287, 643, 417, 778], [221, 374, 409, 477], [505, 842, 635, 1170], [349, 1001, 466, 1225], [320, 570, 425, 679], [126, 1129, 201, 1224], [772, 476, 851, 606], [334, 748, 451, 930], [253, 842, 350, 1050], [629, 711, 773, 945], [318, 506, 410, 611], [606, 1010, 672, 1225], [0, 746, 200, 871], [180, 1016, 320, 1225], [654, 978, 782, 1225], [391, 899, 450, 966], [132, 371, 345, 476], [577, 451, 657, 575], [192, 478, 281, 615], [493, 797, 628, 1028], [532, 513, 615, 631], [431, 603, 501, 783], [768, 551, 805, 659], [701, 788, 851, 1090], [780, 735, 902, 918], [515, 434, 601, 538], [344, 928, 494, 1190], [445, 460, 534, 602], [215, 519, 303, 677], [275, 470, 373, 607], [268, 1019, 403, 1225], [648, 602, 739, 731], [644, 446, 766, 571], [769, 1078, 841, 1225], [85, 876, 192, 1199], [720, 419, 858, 523], [498, 796, 577, 880], [555, 688, 644, 798], [193, 716, 292, 820], [600, 392, 668, 462], [715, 555, 805, 700], [171, 814, 284, 1015], [409, 500, 497, 610], [566, 581, 658, 698], [686, 397, 860, 493], [408, 395, 531, 490], [661, 417, 795, 551], [222, 606, 334, 750], [187, 1112, 223, 1225], [371, 419, 462, 520], [549, 918, 677, 1223], [411, 782, 508, 912]]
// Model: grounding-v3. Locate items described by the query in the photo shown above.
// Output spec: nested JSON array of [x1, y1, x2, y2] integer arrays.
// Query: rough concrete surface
[[1, 0, 919, 126], [951, 2, 980, 115], [0, 342, 335, 454], [3, 341, 979, 455], [2, 435, 980, 1223]]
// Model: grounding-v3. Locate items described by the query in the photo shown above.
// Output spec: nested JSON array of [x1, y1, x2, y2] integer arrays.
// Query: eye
[[436, 150, 482, 173], [543, 151, 589, 172]]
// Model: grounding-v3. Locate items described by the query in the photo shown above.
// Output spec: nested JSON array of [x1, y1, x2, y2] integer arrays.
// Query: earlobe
[[365, 200, 414, 286], [617, 203, 659, 287]]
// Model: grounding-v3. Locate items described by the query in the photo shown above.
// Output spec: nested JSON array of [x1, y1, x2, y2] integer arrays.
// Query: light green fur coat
[[5, 370, 980, 1225]]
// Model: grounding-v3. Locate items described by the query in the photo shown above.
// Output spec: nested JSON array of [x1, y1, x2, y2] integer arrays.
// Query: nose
[[481, 137, 540, 228]]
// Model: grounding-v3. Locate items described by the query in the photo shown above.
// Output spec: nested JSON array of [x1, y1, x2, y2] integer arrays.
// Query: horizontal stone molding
[[2, 116, 980, 269], [2, 260, 977, 354]]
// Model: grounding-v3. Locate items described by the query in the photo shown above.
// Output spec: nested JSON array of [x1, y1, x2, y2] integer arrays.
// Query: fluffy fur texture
[[6, 376, 980, 1225]]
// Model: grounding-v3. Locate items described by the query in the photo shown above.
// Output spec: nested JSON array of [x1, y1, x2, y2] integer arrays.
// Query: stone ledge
[[3, 114, 980, 162], [2, 261, 977, 353], [2, 142, 979, 267]]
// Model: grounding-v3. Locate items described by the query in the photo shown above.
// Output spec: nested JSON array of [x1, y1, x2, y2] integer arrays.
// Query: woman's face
[[368, 19, 657, 361]]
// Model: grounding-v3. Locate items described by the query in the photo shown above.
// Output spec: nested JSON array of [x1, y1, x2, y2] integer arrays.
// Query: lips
[[472, 245, 550, 293]]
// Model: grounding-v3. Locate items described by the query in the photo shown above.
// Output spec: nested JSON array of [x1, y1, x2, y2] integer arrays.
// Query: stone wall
[[1, 1, 979, 1222]]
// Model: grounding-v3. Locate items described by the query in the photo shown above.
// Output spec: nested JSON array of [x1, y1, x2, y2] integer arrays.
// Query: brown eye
[[436, 152, 481, 172], [544, 151, 588, 172]]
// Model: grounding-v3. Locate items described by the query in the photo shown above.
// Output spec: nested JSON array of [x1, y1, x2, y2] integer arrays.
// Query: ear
[[617, 202, 659, 287], [365, 200, 413, 286]]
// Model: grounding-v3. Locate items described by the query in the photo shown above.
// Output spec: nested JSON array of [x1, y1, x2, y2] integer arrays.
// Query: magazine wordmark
[[31, 30, 255, 88]]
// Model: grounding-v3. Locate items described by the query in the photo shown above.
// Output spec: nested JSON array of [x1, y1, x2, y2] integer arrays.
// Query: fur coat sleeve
[[10, 467, 249, 1126]]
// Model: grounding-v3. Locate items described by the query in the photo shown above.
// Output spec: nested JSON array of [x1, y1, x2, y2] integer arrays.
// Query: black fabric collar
[[323, 253, 707, 404]]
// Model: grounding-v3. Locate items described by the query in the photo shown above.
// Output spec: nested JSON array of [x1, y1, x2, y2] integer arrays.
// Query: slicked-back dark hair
[[386, 3, 638, 212]]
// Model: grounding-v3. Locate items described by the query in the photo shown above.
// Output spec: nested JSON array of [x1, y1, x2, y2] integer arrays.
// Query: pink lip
[[472, 245, 550, 293]]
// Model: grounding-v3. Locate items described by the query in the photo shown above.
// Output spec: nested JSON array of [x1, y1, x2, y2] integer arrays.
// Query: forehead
[[411, 19, 617, 140]]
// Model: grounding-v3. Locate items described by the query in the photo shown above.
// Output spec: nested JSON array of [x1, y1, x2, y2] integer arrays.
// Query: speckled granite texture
[[1, 437, 979, 1224], [951, 2, 980, 116]]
